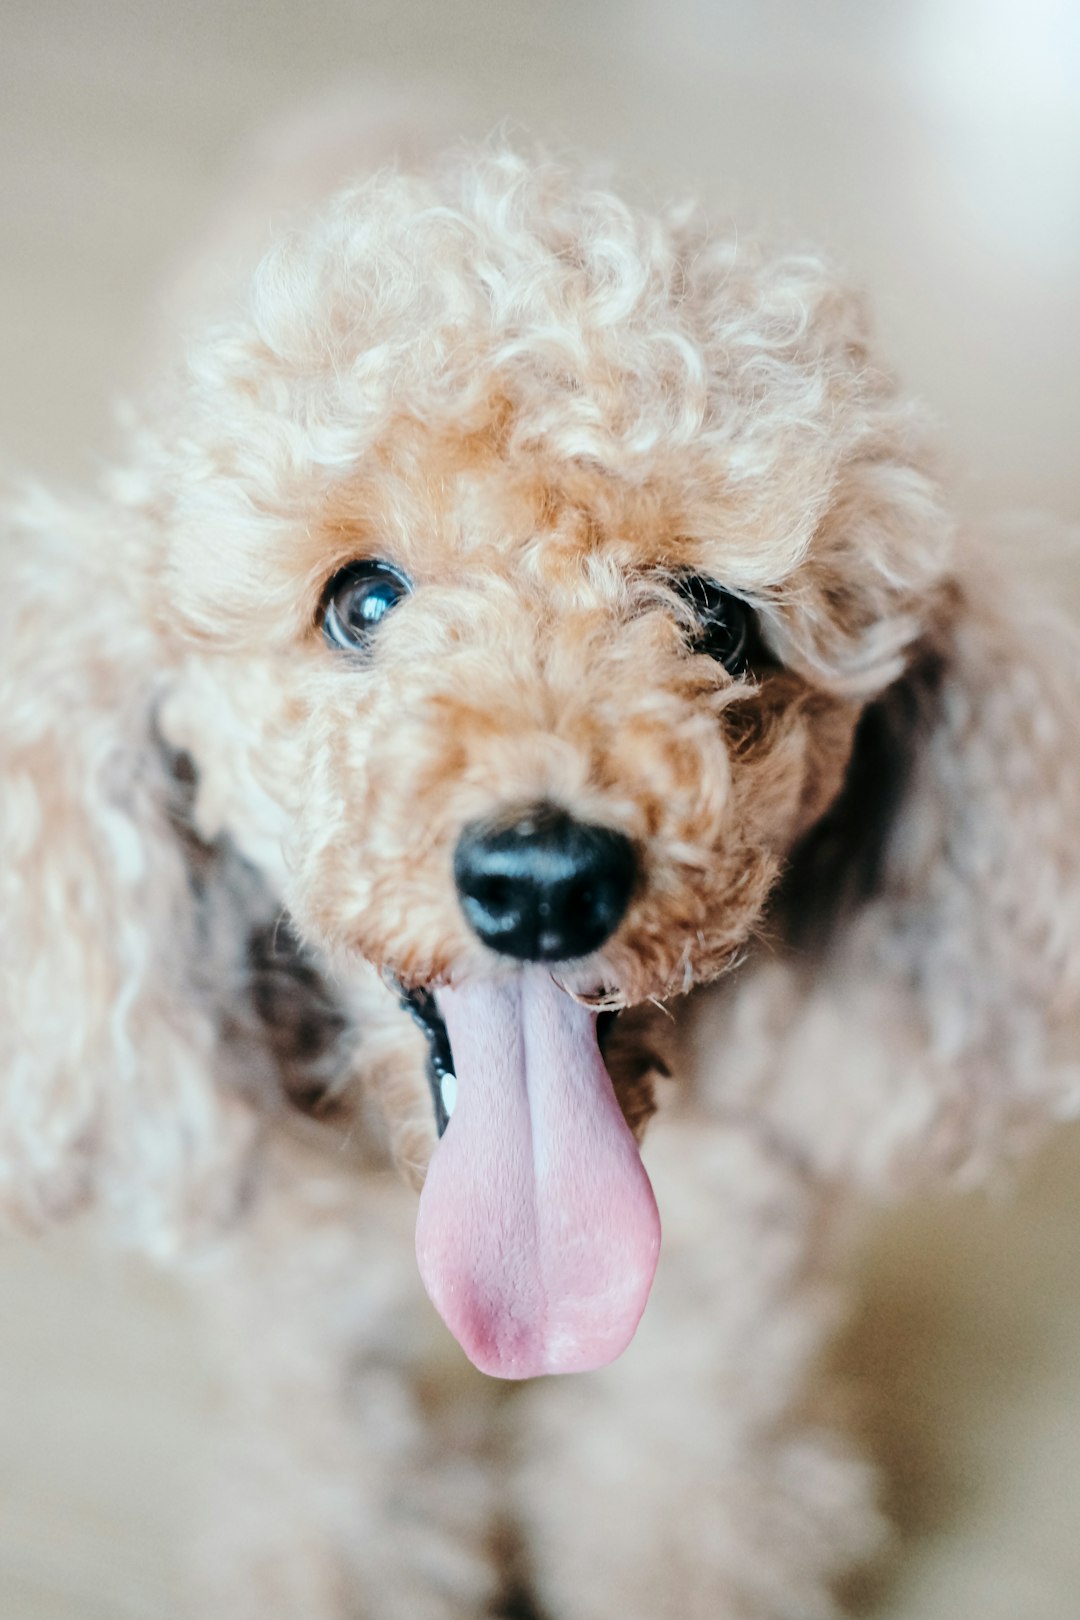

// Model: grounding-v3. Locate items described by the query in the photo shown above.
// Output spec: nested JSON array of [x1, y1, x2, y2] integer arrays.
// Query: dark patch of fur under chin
[[599, 1002, 674, 1138], [775, 648, 946, 954]]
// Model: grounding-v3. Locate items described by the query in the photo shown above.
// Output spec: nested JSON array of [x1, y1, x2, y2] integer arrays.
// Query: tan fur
[[2, 140, 1078, 1618]]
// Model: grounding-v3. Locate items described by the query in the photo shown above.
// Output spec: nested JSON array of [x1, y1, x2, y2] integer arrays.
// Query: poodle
[[2, 138, 1079, 1620]]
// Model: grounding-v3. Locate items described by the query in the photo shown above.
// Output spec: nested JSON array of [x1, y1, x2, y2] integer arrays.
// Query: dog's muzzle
[[453, 803, 636, 962]]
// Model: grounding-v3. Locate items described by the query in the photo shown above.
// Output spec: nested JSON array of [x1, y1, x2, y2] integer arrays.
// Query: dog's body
[[2, 141, 1079, 1618]]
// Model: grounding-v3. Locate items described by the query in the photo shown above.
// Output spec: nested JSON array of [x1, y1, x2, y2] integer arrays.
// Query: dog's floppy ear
[[759, 549, 1080, 1189], [0, 494, 249, 1242]]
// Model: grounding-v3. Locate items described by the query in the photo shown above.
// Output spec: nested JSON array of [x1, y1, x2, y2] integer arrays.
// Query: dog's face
[[261, 423, 865, 1002], [142, 151, 952, 1376]]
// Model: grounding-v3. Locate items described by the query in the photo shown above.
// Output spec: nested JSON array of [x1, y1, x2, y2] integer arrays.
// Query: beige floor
[[2, 1, 1079, 1615]]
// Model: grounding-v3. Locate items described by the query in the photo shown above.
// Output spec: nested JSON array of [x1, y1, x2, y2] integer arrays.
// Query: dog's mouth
[[400, 985, 458, 1137], [401, 983, 621, 1141], [400, 971, 661, 1380]]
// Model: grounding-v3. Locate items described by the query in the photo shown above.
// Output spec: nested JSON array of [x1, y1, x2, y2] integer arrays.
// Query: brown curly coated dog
[[3, 139, 1079, 1619]]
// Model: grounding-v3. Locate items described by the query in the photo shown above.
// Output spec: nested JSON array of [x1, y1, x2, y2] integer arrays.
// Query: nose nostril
[[454, 805, 637, 963], [473, 876, 511, 912]]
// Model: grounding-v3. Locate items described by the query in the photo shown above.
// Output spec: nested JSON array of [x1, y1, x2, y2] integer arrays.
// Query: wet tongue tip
[[415, 969, 661, 1379]]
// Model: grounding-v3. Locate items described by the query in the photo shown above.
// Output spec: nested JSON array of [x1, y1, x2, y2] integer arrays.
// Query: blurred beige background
[[2, 1, 1079, 1616]]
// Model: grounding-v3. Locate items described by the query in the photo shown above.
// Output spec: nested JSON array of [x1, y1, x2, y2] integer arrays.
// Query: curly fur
[[2, 138, 1079, 1618]]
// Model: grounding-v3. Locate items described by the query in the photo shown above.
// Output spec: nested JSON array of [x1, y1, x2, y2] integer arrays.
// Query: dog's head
[[123, 149, 1075, 1373]]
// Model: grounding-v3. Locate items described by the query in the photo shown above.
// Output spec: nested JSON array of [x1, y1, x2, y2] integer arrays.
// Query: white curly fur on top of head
[[115, 146, 954, 698]]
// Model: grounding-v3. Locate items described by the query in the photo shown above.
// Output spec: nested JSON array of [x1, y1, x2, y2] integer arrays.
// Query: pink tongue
[[414, 968, 661, 1379]]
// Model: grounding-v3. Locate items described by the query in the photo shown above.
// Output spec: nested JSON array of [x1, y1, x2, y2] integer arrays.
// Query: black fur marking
[[778, 651, 945, 951], [596, 1009, 618, 1056], [494, 1587, 549, 1620], [159, 734, 357, 1123], [245, 918, 351, 1114]]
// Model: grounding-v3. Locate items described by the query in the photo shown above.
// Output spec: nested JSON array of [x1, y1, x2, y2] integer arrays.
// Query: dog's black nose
[[453, 805, 637, 962]]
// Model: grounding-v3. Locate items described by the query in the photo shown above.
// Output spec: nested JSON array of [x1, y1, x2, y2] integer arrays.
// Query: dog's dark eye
[[322, 561, 411, 651], [674, 574, 758, 676]]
